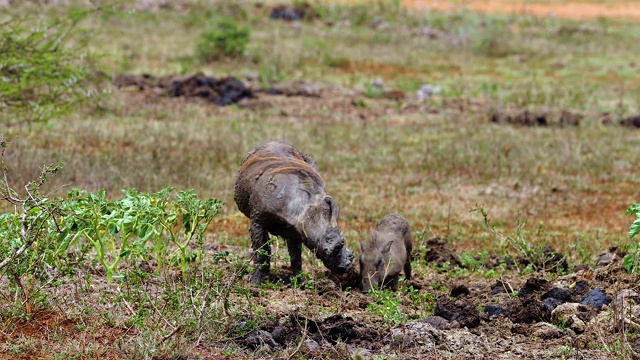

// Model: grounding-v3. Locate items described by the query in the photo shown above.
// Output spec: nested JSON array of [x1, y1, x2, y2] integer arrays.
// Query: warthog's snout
[[323, 246, 354, 274], [318, 228, 354, 274]]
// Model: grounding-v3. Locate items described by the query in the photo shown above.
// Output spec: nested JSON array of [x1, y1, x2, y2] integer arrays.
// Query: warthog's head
[[300, 195, 354, 274], [359, 232, 395, 293]]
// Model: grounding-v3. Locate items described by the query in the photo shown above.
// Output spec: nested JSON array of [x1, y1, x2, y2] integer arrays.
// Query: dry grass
[[2, 0, 638, 262]]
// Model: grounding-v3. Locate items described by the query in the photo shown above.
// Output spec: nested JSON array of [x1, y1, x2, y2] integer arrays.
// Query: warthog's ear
[[382, 240, 394, 254], [324, 196, 339, 227], [360, 240, 367, 252]]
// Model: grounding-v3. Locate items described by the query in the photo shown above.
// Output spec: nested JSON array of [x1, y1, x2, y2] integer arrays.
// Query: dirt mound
[[270, 3, 317, 21], [424, 237, 462, 269], [433, 296, 480, 328], [114, 73, 254, 106], [239, 313, 384, 353], [490, 109, 583, 127], [621, 114, 640, 128]]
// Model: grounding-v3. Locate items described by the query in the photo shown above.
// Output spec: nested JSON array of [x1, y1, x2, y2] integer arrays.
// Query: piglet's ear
[[382, 240, 394, 254]]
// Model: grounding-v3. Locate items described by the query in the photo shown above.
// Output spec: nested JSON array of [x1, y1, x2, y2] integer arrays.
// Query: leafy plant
[[367, 289, 408, 324], [165, 189, 223, 278], [623, 204, 640, 273], [196, 17, 250, 62], [58, 187, 224, 282]]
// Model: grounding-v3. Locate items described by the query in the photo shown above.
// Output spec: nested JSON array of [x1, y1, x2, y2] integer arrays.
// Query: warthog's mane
[[240, 154, 325, 188]]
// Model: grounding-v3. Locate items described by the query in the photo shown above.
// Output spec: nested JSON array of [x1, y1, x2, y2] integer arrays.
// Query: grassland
[[1, 0, 640, 358]]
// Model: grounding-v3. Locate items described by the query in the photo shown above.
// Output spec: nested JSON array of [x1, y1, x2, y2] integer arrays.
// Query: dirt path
[[404, 0, 640, 20]]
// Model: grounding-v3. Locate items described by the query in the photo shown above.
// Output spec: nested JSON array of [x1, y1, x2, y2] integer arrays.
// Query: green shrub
[[196, 17, 250, 62]]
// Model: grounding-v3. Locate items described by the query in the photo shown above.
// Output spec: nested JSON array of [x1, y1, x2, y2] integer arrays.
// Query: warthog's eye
[[375, 258, 383, 268]]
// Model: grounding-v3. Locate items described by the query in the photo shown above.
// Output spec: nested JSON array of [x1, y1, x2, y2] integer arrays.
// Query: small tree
[[0, 138, 68, 313], [0, 9, 96, 126]]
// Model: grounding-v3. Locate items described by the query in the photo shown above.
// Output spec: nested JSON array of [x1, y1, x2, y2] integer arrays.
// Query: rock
[[484, 305, 503, 317], [612, 289, 640, 331], [542, 297, 564, 311], [387, 321, 441, 348], [347, 346, 373, 359], [551, 303, 593, 334], [243, 329, 278, 349], [581, 289, 610, 310], [423, 315, 453, 330], [596, 252, 618, 267], [416, 84, 442, 102], [303, 338, 320, 352], [613, 289, 640, 310], [530, 322, 574, 339]]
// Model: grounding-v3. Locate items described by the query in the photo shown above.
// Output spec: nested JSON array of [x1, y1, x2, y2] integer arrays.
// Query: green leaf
[[626, 204, 640, 216], [630, 218, 640, 240], [623, 253, 637, 273]]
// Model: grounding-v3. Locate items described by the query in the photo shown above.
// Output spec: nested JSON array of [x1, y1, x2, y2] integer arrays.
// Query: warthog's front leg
[[250, 221, 270, 285], [286, 237, 302, 277]]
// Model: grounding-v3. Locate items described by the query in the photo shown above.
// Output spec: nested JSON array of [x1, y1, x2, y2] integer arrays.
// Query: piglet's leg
[[404, 262, 412, 280], [250, 221, 271, 285]]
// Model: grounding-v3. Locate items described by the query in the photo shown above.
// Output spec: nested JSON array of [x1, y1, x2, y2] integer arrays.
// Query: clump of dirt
[[270, 3, 317, 21], [621, 114, 640, 128], [239, 313, 384, 353], [433, 296, 480, 328], [424, 237, 462, 269], [490, 108, 583, 127], [480, 275, 611, 328], [491, 109, 548, 126], [114, 73, 254, 106]]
